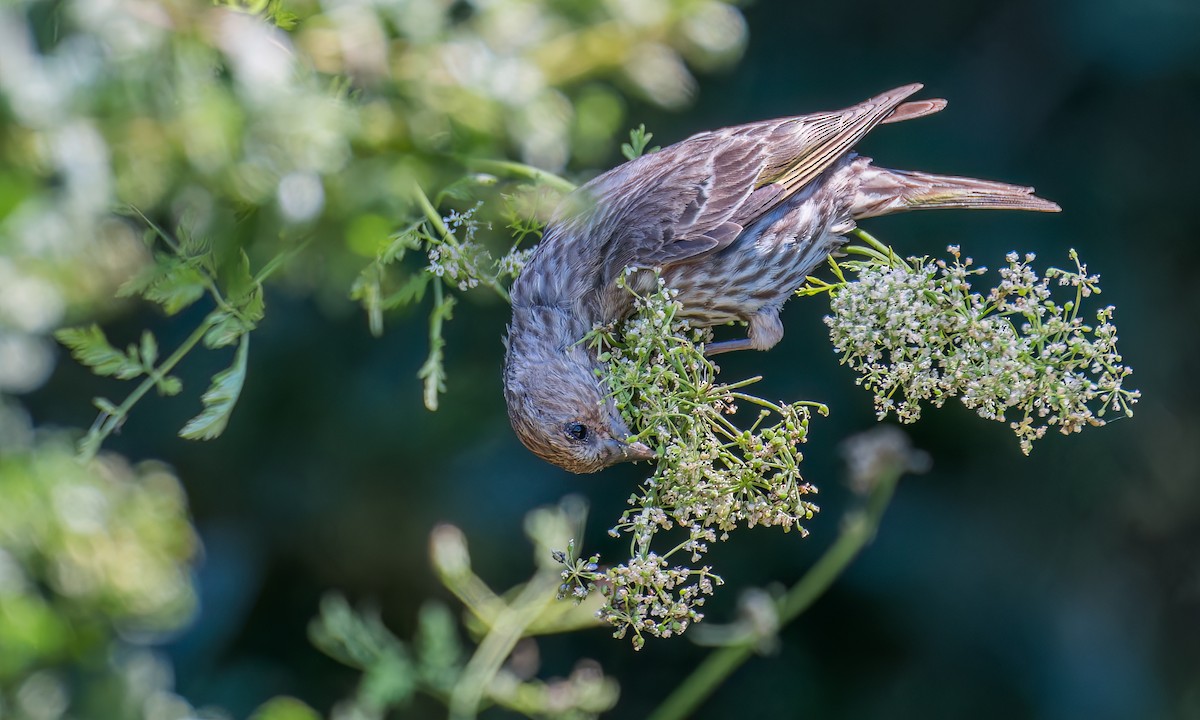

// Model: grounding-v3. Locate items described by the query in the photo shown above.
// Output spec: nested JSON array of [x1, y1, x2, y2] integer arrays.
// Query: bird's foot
[[704, 310, 784, 356]]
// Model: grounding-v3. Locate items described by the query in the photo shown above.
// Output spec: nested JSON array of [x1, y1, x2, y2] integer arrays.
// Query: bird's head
[[504, 321, 654, 474]]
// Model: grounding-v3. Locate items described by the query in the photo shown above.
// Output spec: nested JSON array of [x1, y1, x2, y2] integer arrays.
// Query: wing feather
[[762, 84, 926, 196], [587, 84, 931, 274]]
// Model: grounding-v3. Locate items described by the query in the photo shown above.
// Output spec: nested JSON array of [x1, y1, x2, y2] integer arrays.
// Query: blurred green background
[[2, 0, 1198, 717]]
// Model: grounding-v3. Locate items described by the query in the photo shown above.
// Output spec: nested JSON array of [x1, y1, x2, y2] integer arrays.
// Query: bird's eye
[[565, 422, 589, 442]]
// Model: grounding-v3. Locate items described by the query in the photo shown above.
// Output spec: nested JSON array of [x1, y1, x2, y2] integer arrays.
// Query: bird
[[503, 83, 1059, 474]]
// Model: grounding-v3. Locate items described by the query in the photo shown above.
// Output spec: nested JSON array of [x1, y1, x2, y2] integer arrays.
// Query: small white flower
[[824, 248, 1137, 455]]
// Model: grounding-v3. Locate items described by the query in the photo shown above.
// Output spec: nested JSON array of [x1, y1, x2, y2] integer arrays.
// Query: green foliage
[[621, 124, 661, 160], [349, 223, 428, 338], [347, 177, 564, 409], [204, 249, 267, 349], [179, 333, 250, 440], [310, 595, 420, 713], [55, 326, 153, 381], [311, 499, 617, 720], [124, 260, 207, 316], [56, 218, 275, 458], [418, 289, 455, 412], [500, 186, 553, 249], [0, 408, 200, 716], [414, 603, 464, 694], [5, 0, 744, 453]]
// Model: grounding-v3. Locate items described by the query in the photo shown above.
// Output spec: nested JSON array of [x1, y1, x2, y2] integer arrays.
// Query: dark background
[[26, 1, 1200, 717]]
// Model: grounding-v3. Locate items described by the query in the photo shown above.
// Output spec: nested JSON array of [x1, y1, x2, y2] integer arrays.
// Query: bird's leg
[[705, 338, 755, 355], [704, 310, 784, 356]]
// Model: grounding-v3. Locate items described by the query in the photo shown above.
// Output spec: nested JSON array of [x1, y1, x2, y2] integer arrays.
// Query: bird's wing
[[748, 83, 931, 203], [604, 84, 934, 270]]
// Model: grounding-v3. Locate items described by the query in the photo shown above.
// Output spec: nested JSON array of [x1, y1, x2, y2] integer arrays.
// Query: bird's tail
[[851, 165, 1061, 218]]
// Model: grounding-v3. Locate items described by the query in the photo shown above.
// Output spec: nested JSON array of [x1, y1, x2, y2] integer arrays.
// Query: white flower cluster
[[601, 550, 720, 647], [428, 203, 494, 290], [826, 247, 1139, 454], [497, 247, 535, 278], [559, 274, 821, 649], [427, 243, 482, 290]]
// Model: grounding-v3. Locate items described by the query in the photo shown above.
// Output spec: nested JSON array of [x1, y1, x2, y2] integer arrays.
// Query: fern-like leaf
[[55, 325, 144, 379], [418, 294, 456, 411], [621, 124, 659, 160], [179, 333, 249, 440]]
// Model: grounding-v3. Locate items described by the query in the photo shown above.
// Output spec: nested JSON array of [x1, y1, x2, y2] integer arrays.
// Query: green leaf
[[380, 225, 425, 265], [56, 325, 144, 379], [116, 256, 170, 298], [203, 285, 263, 349], [142, 261, 207, 315], [361, 651, 418, 710], [139, 331, 158, 368], [179, 334, 249, 440], [272, 11, 299, 31], [176, 223, 212, 263], [381, 271, 432, 309], [309, 594, 406, 670], [155, 374, 183, 397], [238, 284, 266, 323], [415, 601, 462, 692], [435, 173, 496, 206], [120, 211, 214, 313], [352, 226, 431, 336], [418, 338, 446, 411], [308, 594, 417, 711], [203, 310, 248, 349], [621, 123, 659, 160], [418, 294, 455, 411], [221, 249, 257, 305], [350, 266, 385, 337]]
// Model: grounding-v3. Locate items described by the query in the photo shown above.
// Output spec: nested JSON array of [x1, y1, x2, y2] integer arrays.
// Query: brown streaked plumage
[[504, 84, 1060, 473]]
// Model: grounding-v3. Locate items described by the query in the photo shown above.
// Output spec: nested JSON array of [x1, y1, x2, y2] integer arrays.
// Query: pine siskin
[[504, 84, 1059, 473]]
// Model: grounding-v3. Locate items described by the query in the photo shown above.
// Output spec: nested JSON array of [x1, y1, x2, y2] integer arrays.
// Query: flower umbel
[[558, 273, 824, 649], [813, 240, 1139, 453]]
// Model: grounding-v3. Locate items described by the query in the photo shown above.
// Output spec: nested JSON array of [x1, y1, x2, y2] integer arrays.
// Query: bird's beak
[[604, 438, 656, 464], [624, 440, 656, 462]]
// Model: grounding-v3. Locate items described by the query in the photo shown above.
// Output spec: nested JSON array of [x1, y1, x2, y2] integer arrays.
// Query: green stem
[[126, 205, 182, 255], [412, 180, 455, 243], [727, 391, 786, 415], [411, 180, 512, 304], [80, 317, 214, 459], [422, 281, 448, 412], [255, 235, 315, 284], [447, 570, 562, 720], [646, 458, 905, 720], [129, 205, 236, 315], [841, 244, 893, 264], [849, 227, 893, 258], [465, 158, 578, 194], [718, 375, 765, 391]]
